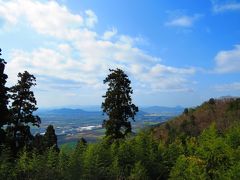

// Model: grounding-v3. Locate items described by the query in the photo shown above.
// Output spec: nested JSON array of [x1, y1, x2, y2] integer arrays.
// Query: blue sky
[[0, 0, 240, 108]]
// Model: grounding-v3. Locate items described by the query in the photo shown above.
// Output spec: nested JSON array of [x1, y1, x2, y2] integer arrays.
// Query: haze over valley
[[34, 105, 184, 144]]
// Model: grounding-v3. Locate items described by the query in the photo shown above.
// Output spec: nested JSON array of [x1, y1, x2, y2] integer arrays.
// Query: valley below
[[33, 106, 183, 145]]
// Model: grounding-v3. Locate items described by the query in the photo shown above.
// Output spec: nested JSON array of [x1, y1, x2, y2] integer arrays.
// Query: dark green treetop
[[9, 71, 40, 127], [102, 68, 138, 140], [8, 71, 40, 151], [44, 125, 59, 152], [0, 49, 9, 148], [0, 49, 9, 128]]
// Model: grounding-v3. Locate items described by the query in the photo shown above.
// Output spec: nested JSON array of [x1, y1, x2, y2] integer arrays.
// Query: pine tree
[[44, 125, 59, 152], [102, 68, 138, 140], [32, 133, 45, 154], [0, 49, 9, 147], [68, 137, 87, 179], [129, 161, 149, 180], [8, 71, 40, 152]]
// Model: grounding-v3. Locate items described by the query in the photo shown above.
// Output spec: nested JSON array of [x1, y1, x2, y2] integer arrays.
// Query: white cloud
[[139, 64, 195, 92], [211, 1, 240, 13], [165, 14, 202, 27], [0, 0, 84, 38], [214, 82, 240, 91], [214, 45, 240, 73], [85, 10, 98, 28], [103, 28, 118, 40], [150, 64, 195, 75], [58, 44, 72, 55], [1, 0, 196, 94]]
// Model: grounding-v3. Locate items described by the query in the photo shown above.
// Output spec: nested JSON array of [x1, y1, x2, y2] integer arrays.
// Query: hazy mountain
[[37, 106, 184, 120], [141, 106, 184, 115], [45, 108, 100, 115]]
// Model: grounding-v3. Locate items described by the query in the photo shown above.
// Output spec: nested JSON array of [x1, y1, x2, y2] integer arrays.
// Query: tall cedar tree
[[0, 49, 9, 146], [8, 71, 40, 152], [102, 68, 138, 140], [44, 125, 59, 152]]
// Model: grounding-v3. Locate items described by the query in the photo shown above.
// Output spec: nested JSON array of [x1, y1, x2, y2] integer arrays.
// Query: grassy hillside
[[153, 97, 240, 143]]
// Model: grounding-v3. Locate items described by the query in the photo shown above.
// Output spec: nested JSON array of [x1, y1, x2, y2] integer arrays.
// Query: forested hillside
[[153, 97, 240, 143], [1, 98, 240, 179]]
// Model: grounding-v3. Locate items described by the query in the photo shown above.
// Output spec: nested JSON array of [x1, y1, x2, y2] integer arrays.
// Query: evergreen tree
[[83, 143, 112, 179], [77, 137, 87, 147], [102, 68, 138, 140], [58, 148, 70, 179], [44, 125, 59, 152], [0, 147, 14, 178], [8, 71, 40, 152], [129, 161, 149, 180], [68, 137, 87, 179], [0, 49, 9, 148], [197, 124, 233, 179], [32, 133, 45, 154], [169, 155, 207, 180]]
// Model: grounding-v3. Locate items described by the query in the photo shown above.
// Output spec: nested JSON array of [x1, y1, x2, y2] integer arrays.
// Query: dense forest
[[1, 105, 240, 179], [1, 48, 240, 179]]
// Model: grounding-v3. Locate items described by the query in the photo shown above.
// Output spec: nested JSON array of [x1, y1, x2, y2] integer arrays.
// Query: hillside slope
[[153, 97, 240, 142]]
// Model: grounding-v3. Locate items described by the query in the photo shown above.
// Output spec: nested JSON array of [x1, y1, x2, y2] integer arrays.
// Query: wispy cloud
[[165, 14, 202, 28], [85, 10, 98, 28], [214, 82, 240, 91], [102, 27, 118, 40], [0, 0, 196, 94], [211, 0, 240, 13], [214, 45, 240, 73]]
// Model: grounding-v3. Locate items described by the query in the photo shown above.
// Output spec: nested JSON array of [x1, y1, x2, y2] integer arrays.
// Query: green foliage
[[58, 149, 70, 179], [170, 155, 207, 180], [9, 71, 40, 127], [32, 133, 45, 154], [67, 138, 87, 179], [133, 131, 161, 178], [226, 161, 240, 179], [197, 124, 233, 179], [129, 161, 149, 180], [228, 98, 240, 111], [226, 125, 240, 149], [113, 140, 136, 178], [44, 125, 59, 152], [8, 71, 40, 153], [0, 147, 15, 179], [15, 148, 45, 180], [46, 147, 59, 169], [161, 138, 184, 179], [16, 149, 32, 179], [102, 68, 138, 141], [1, 123, 240, 179], [0, 49, 9, 147], [83, 142, 112, 179]]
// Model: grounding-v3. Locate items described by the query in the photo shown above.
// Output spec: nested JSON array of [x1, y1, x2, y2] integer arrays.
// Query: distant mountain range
[[37, 105, 184, 117], [41, 108, 101, 116], [141, 106, 184, 115]]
